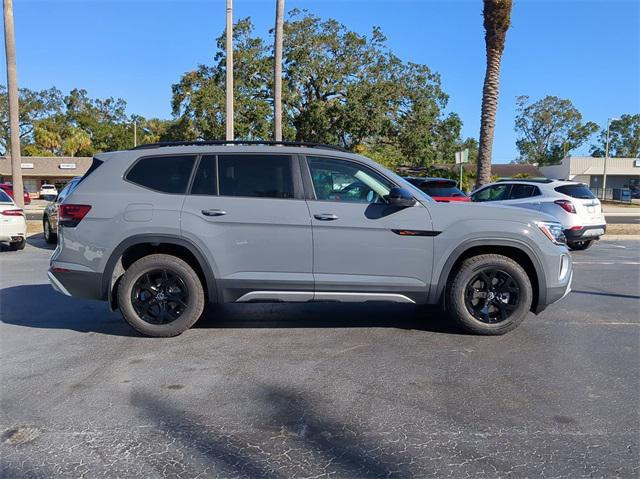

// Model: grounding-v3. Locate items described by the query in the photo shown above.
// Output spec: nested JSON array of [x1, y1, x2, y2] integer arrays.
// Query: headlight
[[535, 221, 566, 245]]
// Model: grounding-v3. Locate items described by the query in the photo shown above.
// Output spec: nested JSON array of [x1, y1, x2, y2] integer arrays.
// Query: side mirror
[[387, 187, 417, 207]]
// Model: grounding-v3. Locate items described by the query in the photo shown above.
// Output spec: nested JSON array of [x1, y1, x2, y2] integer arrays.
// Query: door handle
[[201, 209, 227, 217], [314, 213, 338, 221]]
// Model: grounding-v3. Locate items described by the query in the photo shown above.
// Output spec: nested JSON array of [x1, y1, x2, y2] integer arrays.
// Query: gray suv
[[48, 141, 572, 337]]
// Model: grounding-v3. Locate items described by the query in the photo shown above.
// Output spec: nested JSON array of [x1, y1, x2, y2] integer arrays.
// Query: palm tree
[[3, 0, 24, 208], [273, 0, 285, 141], [476, 0, 512, 188]]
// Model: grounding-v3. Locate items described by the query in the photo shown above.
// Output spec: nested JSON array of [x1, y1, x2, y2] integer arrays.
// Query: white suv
[[39, 184, 58, 199], [471, 179, 606, 251]]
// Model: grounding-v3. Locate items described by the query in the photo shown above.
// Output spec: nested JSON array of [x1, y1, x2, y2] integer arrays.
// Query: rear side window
[[218, 155, 294, 199], [555, 184, 595, 199], [509, 184, 540, 199], [191, 155, 217, 195], [126, 155, 196, 194]]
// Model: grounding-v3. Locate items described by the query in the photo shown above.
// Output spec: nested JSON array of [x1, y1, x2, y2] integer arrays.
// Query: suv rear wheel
[[43, 216, 57, 244], [567, 239, 593, 251], [448, 254, 532, 335], [118, 254, 205, 337]]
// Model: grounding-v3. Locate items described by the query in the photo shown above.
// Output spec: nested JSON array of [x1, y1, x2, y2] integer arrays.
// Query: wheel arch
[[102, 234, 218, 309], [431, 238, 547, 313]]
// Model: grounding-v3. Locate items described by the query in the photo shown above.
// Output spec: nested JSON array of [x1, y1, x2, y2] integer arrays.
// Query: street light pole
[[225, 0, 234, 141], [602, 117, 617, 200], [273, 0, 284, 141], [3, 0, 24, 208], [133, 119, 137, 147]]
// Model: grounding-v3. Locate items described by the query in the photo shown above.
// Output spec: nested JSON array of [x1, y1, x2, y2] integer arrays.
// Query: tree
[[171, 11, 462, 166], [476, 0, 512, 188], [590, 114, 640, 158], [514, 95, 598, 165], [0, 86, 63, 154]]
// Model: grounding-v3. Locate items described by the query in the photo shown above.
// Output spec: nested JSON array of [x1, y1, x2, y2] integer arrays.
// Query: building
[[539, 156, 640, 192], [0, 156, 92, 195]]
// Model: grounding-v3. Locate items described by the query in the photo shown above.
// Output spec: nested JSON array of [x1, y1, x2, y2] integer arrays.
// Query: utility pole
[[3, 0, 24, 208], [273, 0, 284, 141], [225, 0, 234, 141], [601, 117, 618, 200], [133, 118, 137, 147]]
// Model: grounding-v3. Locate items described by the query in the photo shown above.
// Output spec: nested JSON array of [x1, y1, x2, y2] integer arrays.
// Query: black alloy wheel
[[464, 268, 520, 324], [131, 269, 189, 325]]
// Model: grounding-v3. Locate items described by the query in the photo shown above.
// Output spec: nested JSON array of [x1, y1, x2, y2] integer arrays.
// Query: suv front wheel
[[118, 254, 205, 337], [448, 254, 533, 335]]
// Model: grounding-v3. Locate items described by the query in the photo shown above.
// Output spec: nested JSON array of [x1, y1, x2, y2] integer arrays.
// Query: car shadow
[[26, 233, 56, 250], [0, 284, 463, 337]]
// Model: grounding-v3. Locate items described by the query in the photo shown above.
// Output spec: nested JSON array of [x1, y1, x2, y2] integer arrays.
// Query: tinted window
[[472, 184, 511, 202], [555, 184, 595, 199], [0, 189, 12, 203], [419, 181, 466, 197], [126, 155, 196, 194], [218, 155, 294, 198], [191, 155, 217, 195], [509, 184, 540, 199], [308, 157, 393, 203]]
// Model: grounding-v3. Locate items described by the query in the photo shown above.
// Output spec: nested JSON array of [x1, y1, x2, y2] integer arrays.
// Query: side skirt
[[235, 291, 416, 304]]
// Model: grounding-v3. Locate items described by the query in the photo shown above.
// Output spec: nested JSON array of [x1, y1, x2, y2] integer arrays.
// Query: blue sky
[[2, 0, 639, 163]]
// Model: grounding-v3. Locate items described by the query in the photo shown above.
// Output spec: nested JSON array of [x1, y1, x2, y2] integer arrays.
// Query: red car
[[0, 183, 31, 205], [404, 177, 470, 202]]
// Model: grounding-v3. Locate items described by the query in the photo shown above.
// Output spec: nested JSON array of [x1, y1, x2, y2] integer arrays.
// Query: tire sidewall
[[118, 255, 205, 337], [449, 256, 532, 335]]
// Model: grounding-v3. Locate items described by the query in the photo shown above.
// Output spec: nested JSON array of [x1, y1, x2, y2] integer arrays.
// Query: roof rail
[[130, 140, 348, 152], [496, 178, 554, 184]]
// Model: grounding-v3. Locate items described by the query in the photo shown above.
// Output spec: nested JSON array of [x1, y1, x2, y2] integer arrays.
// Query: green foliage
[[514, 95, 598, 166], [590, 114, 640, 158], [0, 86, 174, 156], [170, 11, 462, 166]]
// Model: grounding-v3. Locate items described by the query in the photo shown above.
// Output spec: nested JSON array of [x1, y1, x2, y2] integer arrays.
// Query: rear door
[[181, 153, 313, 302], [303, 156, 434, 303]]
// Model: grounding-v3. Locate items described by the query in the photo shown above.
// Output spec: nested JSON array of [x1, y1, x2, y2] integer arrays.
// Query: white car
[[471, 179, 606, 251], [40, 184, 58, 199], [0, 188, 26, 250]]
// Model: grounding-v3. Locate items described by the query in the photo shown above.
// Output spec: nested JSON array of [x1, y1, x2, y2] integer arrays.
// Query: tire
[[447, 254, 533, 335], [117, 254, 205, 337], [43, 216, 57, 244], [567, 239, 593, 251], [8, 237, 25, 251]]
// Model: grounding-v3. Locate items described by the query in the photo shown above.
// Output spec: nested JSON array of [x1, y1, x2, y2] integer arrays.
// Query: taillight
[[554, 199, 576, 214], [1, 209, 24, 216], [59, 204, 91, 227]]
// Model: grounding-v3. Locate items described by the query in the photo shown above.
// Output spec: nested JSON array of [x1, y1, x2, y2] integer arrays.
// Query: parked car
[[404, 177, 470, 202], [470, 179, 606, 251], [0, 188, 26, 250], [0, 183, 31, 205], [43, 177, 82, 244], [39, 184, 58, 199], [49, 141, 572, 337]]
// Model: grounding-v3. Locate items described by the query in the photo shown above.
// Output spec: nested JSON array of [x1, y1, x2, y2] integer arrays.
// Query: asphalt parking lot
[[1, 236, 639, 478]]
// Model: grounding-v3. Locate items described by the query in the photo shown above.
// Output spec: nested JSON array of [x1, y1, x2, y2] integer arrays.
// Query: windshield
[[0, 189, 13, 203]]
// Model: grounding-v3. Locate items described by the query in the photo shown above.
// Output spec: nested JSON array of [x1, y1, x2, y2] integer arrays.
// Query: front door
[[304, 156, 434, 303], [181, 153, 313, 302]]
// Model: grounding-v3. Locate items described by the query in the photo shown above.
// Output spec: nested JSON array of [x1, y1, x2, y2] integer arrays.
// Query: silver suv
[[49, 141, 573, 337]]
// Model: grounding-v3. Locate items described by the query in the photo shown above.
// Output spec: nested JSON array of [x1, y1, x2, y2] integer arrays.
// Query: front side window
[[126, 155, 196, 194], [307, 157, 393, 203], [472, 184, 511, 202], [218, 155, 294, 199]]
